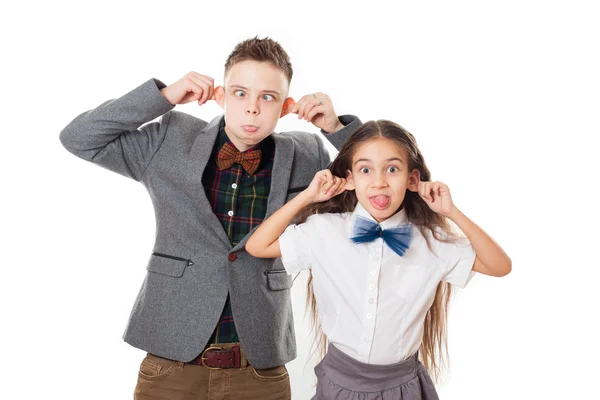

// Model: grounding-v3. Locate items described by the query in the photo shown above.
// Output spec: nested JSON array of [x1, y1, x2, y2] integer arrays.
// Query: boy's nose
[[245, 103, 259, 115]]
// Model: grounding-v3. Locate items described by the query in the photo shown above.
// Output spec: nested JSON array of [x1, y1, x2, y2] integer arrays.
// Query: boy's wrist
[[323, 120, 345, 134]]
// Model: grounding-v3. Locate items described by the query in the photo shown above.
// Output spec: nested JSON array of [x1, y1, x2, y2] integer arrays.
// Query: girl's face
[[346, 137, 420, 222]]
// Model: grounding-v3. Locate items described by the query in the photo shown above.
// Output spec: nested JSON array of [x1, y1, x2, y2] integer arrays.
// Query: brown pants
[[134, 344, 291, 400]]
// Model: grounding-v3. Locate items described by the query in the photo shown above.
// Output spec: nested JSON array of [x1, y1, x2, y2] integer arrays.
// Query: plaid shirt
[[202, 120, 274, 344]]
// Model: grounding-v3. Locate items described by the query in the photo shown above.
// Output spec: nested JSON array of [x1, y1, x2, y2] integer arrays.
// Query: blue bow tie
[[350, 216, 413, 257]]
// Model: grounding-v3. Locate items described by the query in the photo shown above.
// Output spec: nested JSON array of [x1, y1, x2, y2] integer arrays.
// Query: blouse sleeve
[[278, 215, 320, 275], [433, 234, 477, 289]]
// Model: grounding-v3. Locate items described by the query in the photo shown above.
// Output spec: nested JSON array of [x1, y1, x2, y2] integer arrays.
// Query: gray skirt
[[312, 344, 439, 400]]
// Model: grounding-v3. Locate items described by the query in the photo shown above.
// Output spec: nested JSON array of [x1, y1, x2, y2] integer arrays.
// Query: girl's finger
[[422, 182, 433, 202], [327, 177, 341, 196], [418, 182, 427, 200], [323, 176, 336, 194], [332, 178, 347, 196]]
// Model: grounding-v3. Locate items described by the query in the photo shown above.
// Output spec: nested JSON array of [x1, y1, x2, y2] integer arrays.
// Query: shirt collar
[[351, 202, 409, 232]]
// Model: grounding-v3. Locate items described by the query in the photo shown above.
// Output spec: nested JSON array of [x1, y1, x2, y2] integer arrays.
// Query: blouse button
[[368, 298, 374, 304], [366, 313, 372, 319], [228, 210, 234, 217], [232, 183, 238, 189]]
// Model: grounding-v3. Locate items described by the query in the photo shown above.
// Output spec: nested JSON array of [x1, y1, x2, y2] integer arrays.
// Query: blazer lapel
[[266, 133, 294, 218], [188, 115, 232, 248], [232, 133, 295, 252]]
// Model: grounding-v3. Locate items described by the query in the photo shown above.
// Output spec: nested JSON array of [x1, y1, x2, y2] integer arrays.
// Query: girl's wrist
[[446, 206, 463, 222], [296, 190, 317, 207]]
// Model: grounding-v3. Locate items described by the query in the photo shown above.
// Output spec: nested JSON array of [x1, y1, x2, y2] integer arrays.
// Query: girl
[[246, 120, 511, 399]]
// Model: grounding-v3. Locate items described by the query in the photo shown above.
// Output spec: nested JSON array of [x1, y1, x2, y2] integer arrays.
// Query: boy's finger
[[303, 104, 317, 121], [297, 99, 310, 120], [289, 102, 300, 114], [305, 105, 324, 122]]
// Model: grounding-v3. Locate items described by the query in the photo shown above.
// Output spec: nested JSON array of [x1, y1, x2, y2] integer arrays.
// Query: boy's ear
[[280, 97, 296, 118], [345, 170, 355, 190], [407, 169, 421, 192], [214, 86, 225, 109]]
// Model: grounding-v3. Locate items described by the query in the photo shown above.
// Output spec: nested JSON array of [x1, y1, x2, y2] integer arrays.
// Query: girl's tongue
[[369, 195, 390, 209]]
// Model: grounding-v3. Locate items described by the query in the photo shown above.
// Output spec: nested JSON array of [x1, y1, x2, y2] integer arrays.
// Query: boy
[[60, 37, 361, 399]]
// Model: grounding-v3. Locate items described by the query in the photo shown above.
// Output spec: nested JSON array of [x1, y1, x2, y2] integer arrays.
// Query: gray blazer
[[60, 79, 361, 368]]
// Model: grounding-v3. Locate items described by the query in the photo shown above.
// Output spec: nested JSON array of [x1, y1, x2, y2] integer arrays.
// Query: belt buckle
[[200, 346, 224, 370]]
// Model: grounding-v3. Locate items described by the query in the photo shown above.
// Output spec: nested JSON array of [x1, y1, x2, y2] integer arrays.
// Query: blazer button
[[228, 252, 237, 262]]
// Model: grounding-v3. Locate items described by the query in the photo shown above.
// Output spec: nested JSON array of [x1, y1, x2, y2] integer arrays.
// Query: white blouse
[[279, 203, 476, 365]]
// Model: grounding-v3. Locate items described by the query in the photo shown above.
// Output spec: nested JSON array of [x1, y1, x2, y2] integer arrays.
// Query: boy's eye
[[359, 167, 370, 174], [234, 90, 245, 97], [262, 94, 275, 101], [387, 166, 399, 173]]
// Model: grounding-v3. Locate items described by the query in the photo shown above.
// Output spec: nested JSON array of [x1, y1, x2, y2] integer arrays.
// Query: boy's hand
[[160, 72, 215, 106], [302, 169, 348, 204], [289, 93, 344, 133], [418, 181, 457, 217]]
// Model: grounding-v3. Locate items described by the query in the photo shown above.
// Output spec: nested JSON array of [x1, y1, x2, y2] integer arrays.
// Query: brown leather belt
[[190, 345, 242, 369]]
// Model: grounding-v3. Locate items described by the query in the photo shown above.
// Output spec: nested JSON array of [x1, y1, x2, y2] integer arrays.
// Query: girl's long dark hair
[[298, 120, 456, 382]]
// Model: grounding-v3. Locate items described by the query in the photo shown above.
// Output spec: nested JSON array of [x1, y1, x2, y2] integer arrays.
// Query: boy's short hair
[[225, 37, 293, 83]]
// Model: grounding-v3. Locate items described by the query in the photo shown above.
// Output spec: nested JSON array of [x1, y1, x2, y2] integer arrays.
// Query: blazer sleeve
[[315, 115, 362, 169], [321, 115, 362, 151], [59, 78, 175, 181]]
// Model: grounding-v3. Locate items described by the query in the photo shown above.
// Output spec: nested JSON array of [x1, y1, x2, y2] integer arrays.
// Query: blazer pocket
[[265, 269, 293, 291], [147, 252, 194, 278]]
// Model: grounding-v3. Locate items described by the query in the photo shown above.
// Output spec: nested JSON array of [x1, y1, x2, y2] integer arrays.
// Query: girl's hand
[[303, 169, 348, 203], [418, 181, 456, 217]]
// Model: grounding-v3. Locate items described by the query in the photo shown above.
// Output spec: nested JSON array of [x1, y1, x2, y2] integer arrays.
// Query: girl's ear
[[345, 170, 355, 190], [280, 97, 296, 118], [214, 86, 225, 109], [407, 169, 421, 192]]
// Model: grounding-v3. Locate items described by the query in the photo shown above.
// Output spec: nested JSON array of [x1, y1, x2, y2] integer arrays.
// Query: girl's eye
[[234, 90, 245, 97], [262, 94, 275, 101], [387, 166, 398, 173], [359, 167, 370, 174]]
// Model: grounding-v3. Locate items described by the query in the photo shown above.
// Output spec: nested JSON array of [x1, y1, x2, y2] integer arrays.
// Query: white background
[[1, 1, 599, 399]]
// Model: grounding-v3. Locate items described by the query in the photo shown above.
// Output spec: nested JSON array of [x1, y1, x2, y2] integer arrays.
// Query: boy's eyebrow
[[354, 157, 405, 165], [229, 84, 281, 95]]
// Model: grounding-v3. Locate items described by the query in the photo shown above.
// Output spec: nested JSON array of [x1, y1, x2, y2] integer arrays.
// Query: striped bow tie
[[216, 142, 262, 175], [350, 216, 413, 257]]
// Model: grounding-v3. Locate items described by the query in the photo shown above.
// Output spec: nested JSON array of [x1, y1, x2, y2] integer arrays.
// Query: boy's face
[[215, 60, 292, 152]]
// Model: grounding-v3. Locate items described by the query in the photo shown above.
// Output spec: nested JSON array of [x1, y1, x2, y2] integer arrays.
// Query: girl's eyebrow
[[354, 157, 405, 165]]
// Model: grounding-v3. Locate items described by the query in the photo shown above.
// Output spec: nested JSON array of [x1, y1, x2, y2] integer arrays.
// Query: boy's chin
[[239, 131, 270, 143]]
